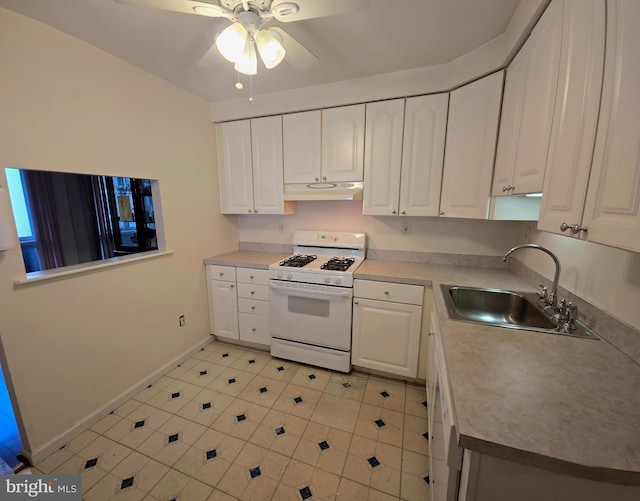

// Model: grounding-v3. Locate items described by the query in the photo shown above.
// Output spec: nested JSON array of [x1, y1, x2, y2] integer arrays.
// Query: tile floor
[[0, 364, 22, 469], [29, 340, 431, 500]]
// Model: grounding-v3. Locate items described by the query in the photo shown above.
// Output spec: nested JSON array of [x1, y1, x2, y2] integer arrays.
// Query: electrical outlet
[[402, 223, 410, 234], [179, 315, 185, 327], [278, 223, 285, 233]]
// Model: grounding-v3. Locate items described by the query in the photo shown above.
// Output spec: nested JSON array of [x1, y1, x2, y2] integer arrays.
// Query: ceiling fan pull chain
[[249, 74, 255, 104], [235, 70, 244, 90]]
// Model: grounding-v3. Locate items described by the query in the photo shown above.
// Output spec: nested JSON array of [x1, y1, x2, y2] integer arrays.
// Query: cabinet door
[[283, 110, 321, 183], [239, 312, 271, 346], [251, 116, 285, 214], [583, 0, 640, 252], [511, 0, 563, 195], [352, 297, 421, 378], [493, 45, 529, 196], [363, 99, 405, 216], [400, 94, 449, 216], [321, 104, 365, 182], [538, 0, 605, 235], [440, 71, 504, 219], [210, 279, 239, 340], [217, 120, 254, 214]]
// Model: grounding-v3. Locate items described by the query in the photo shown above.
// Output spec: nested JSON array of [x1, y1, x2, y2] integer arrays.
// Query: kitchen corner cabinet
[[492, 0, 563, 197], [217, 116, 295, 215], [363, 94, 448, 217], [207, 265, 239, 340], [206, 265, 271, 347], [440, 71, 504, 219], [352, 280, 424, 378]]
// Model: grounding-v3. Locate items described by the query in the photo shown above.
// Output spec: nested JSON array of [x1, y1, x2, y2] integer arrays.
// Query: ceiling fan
[[114, 0, 371, 76]]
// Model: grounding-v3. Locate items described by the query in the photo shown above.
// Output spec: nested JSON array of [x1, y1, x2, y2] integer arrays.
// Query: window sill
[[13, 249, 174, 285]]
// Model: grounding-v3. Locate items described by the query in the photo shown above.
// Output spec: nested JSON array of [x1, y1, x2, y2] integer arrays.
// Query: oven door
[[269, 280, 353, 351]]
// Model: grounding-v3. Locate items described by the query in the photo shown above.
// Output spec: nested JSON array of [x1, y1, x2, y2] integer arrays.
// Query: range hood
[[283, 182, 363, 201]]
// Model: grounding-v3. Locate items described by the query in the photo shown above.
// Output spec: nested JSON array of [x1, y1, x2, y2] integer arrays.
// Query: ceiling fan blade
[[114, 0, 232, 18], [270, 27, 318, 71], [270, 0, 371, 22]]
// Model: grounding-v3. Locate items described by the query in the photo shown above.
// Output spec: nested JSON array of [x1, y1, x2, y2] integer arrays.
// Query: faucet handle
[[566, 302, 578, 330], [538, 284, 548, 301]]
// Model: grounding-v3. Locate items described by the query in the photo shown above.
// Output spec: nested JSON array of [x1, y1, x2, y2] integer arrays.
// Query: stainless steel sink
[[440, 285, 599, 339]]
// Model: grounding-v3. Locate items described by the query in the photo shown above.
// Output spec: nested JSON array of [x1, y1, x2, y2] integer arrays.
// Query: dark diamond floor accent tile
[[171, 392, 180, 399], [121, 477, 134, 489], [168, 433, 179, 443], [199, 370, 208, 376], [202, 402, 212, 410], [342, 382, 351, 388], [424, 475, 430, 485], [249, 466, 261, 478], [259, 387, 268, 394], [237, 414, 246, 422], [275, 426, 285, 435], [177, 364, 182, 368], [318, 441, 330, 451], [200, 347, 205, 351], [422, 401, 428, 408], [228, 378, 236, 384], [375, 419, 386, 428], [222, 353, 229, 358], [147, 384, 152, 389], [423, 432, 429, 440], [368, 456, 381, 468], [300, 486, 313, 499], [294, 396, 303, 404], [248, 359, 256, 364], [206, 449, 217, 460], [84, 458, 98, 469], [134, 420, 145, 429], [308, 374, 316, 380], [380, 391, 390, 398], [277, 366, 285, 372]]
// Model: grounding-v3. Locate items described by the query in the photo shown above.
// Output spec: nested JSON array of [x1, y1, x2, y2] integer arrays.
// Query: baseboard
[[25, 336, 213, 465]]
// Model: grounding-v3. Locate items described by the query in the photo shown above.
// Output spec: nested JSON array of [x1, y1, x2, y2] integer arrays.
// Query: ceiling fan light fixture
[[234, 38, 258, 75], [216, 22, 248, 63], [272, 2, 300, 17], [256, 29, 286, 69]]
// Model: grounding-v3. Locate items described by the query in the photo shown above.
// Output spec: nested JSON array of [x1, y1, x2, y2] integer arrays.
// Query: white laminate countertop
[[204, 253, 640, 485], [204, 250, 291, 269]]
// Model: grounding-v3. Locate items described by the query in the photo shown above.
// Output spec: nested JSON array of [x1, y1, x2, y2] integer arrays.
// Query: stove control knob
[[335, 278, 342, 285], [325, 277, 331, 284], [287, 273, 293, 279], [277, 272, 283, 278]]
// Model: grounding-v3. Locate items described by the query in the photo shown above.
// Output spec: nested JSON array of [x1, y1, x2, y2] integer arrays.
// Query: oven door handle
[[270, 282, 352, 298]]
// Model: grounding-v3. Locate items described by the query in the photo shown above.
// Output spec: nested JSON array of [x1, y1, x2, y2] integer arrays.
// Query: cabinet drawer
[[238, 298, 270, 316], [239, 313, 271, 346], [237, 283, 270, 301], [209, 265, 236, 282], [236, 267, 270, 285], [354, 279, 423, 305]]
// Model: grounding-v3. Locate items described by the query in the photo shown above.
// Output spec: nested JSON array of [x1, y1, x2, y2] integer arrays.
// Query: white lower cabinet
[[206, 265, 271, 347], [352, 280, 423, 378]]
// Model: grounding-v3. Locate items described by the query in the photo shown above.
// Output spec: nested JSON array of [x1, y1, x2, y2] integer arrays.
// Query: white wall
[[0, 8, 237, 460]]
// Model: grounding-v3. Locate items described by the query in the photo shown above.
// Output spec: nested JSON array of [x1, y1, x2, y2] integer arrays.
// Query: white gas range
[[269, 231, 366, 372]]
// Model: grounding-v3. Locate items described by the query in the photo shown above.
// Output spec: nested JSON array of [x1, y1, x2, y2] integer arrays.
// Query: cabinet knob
[[252, 327, 256, 332], [560, 222, 588, 234], [384, 290, 389, 295], [392, 209, 397, 214], [322, 176, 327, 181], [353, 299, 359, 305], [230, 284, 235, 288], [250, 275, 254, 279], [439, 211, 445, 216], [250, 290, 255, 295], [502, 185, 510, 192], [315, 177, 319, 181], [401, 210, 406, 215], [510, 185, 515, 191], [428, 331, 434, 336], [254, 209, 258, 213], [219, 272, 224, 276], [251, 306, 255, 310]]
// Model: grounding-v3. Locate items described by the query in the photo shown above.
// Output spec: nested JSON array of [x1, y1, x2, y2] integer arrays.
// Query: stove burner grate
[[320, 257, 356, 272], [279, 254, 317, 268]]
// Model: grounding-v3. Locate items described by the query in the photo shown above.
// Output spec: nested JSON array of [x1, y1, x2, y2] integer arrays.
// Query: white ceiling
[[0, 0, 523, 103]]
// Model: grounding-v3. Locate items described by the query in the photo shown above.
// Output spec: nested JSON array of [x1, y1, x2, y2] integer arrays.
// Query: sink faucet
[[502, 244, 561, 308]]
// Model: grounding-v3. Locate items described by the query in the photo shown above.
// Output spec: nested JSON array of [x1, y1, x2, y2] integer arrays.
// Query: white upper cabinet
[[363, 94, 448, 216], [537, 0, 606, 237], [282, 110, 322, 184], [363, 99, 405, 215], [582, 0, 640, 252], [493, 0, 563, 196], [218, 117, 295, 215], [321, 104, 366, 182], [440, 71, 504, 219]]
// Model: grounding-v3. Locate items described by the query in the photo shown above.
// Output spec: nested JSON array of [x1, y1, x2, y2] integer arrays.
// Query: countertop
[[204, 250, 290, 268], [204, 252, 640, 485]]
